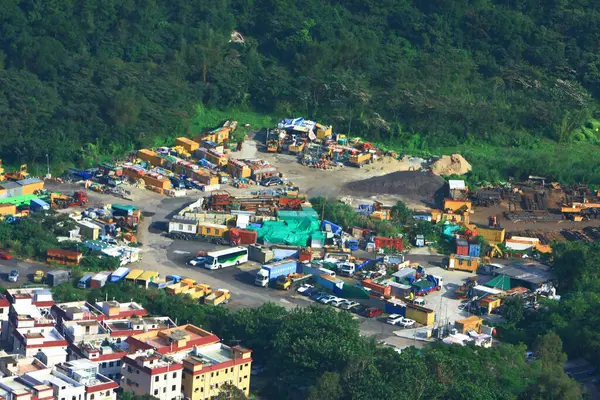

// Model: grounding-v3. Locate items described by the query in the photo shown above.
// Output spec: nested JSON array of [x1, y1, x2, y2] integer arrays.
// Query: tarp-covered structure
[[248, 208, 321, 246]]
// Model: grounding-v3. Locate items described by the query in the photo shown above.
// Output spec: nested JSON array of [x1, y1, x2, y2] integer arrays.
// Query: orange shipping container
[[0, 204, 17, 216], [176, 137, 200, 153], [138, 149, 159, 164], [193, 169, 219, 185], [361, 279, 391, 297], [143, 175, 171, 189]]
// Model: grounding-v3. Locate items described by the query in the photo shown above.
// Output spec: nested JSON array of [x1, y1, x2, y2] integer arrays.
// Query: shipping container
[[475, 226, 506, 244], [468, 243, 481, 257], [109, 267, 130, 283], [455, 316, 483, 334], [17, 178, 44, 195], [47, 270, 71, 287], [142, 174, 172, 190], [361, 279, 391, 297], [456, 239, 469, 256], [388, 281, 412, 298], [229, 228, 257, 245], [91, 271, 111, 289], [30, 198, 50, 212], [248, 244, 274, 264], [227, 159, 252, 178], [385, 298, 407, 316], [125, 269, 144, 283], [136, 271, 159, 288], [316, 274, 344, 291], [405, 304, 435, 326], [374, 236, 403, 252], [47, 249, 82, 266], [0, 204, 17, 216], [176, 137, 200, 153], [254, 259, 298, 287], [77, 274, 92, 289], [448, 254, 480, 272]]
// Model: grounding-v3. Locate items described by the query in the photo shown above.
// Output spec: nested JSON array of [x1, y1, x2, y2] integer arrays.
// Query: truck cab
[[255, 269, 269, 287], [339, 262, 356, 277]]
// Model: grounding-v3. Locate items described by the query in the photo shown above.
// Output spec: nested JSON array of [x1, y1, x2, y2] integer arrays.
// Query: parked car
[[340, 301, 360, 310], [386, 314, 405, 325], [0, 252, 12, 260], [311, 292, 329, 301], [362, 307, 384, 318], [329, 298, 347, 307], [261, 176, 283, 186], [318, 295, 338, 304], [350, 304, 368, 314], [301, 286, 318, 297], [7, 270, 19, 282], [187, 257, 206, 266], [297, 284, 314, 295], [397, 317, 416, 328]]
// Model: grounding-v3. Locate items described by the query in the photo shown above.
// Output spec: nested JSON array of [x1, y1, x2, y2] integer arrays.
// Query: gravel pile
[[345, 170, 446, 205]]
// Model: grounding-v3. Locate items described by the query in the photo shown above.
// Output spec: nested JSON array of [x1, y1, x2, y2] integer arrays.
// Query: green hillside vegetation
[[3, 1, 600, 181]]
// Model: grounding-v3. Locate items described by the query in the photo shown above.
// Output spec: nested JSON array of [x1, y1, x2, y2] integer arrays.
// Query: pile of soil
[[346, 170, 446, 205], [431, 154, 472, 176]]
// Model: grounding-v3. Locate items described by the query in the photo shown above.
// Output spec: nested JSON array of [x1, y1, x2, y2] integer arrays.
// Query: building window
[[127, 367, 133, 373], [163, 388, 166, 393], [90, 396, 94, 400], [155, 376, 159, 382], [179, 224, 184, 230], [196, 376, 200, 380], [154, 389, 159, 396], [172, 385, 176, 391], [116, 361, 121, 366], [105, 391, 110, 396], [173, 372, 177, 378], [239, 366, 243, 371], [164, 374, 167, 380], [211, 372, 214, 378], [109, 361, 114, 367], [194, 388, 199, 393], [201, 387, 204, 392]]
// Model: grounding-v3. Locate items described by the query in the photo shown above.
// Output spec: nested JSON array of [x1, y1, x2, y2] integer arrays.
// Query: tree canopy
[[2, 0, 600, 180]]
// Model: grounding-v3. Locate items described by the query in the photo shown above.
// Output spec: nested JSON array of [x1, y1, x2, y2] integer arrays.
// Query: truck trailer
[[255, 260, 298, 287]]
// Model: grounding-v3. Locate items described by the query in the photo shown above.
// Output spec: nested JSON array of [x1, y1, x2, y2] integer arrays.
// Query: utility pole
[[45, 153, 51, 179]]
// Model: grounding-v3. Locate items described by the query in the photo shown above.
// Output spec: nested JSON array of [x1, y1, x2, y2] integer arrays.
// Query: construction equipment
[[455, 277, 479, 299], [267, 139, 282, 153], [5, 164, 29, 181], [204, 289, 231, 305], [288, 140, 306, 154], [33, 270, 45, 283], [50, 191, 89, 209], [275, 273, 311, 290]]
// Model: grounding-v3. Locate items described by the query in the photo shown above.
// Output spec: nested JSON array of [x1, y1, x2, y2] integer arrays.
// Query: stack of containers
[[0, 182, 22, 197], [176, 137, 200, 153], [137, 149, 164, 167]]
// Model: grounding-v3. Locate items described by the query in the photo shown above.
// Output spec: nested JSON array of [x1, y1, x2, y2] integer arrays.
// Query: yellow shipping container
[[143, 175, 172, 190], [406, 304, 435, 326], [475, 226, 505, 244], [138, 149, 161, 166], [443, 199, 472, 213], [316, 124, 332, 139], [176, 137, 200, 153], [198, 223, 229, 238], [0, 204, 17, 216]]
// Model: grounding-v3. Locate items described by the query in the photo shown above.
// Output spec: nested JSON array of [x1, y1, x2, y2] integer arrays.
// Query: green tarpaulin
[[247, 216, 321, 246], [484, 275, 512, 290]]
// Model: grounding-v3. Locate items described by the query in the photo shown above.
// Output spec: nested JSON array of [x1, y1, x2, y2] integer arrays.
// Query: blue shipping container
[[469, 243, 481, 257], [30, 198, 50, 212], [385, 301, 407, 316], [272, 248, 299, 261]]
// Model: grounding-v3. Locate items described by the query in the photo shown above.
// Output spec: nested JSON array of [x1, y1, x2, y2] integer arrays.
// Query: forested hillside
[[2, 0, 600, 176]]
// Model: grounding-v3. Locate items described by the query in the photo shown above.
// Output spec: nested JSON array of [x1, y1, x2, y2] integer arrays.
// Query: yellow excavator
[[5, 164, 28, 181]]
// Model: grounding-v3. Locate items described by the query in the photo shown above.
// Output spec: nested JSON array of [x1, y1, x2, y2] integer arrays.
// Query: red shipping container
[[361, 279, 392, 297], [455, 238, 469, 256], [298, 250, 313, 262], [374, 237, 403, 252], [229, 228, 258, 245]]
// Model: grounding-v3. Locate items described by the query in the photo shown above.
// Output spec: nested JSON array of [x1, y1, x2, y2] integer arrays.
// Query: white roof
[[448, 180, 466, 190], [39, 348, 68, 357], [505, 242, 534, 251], [472, 285, 503, 295]]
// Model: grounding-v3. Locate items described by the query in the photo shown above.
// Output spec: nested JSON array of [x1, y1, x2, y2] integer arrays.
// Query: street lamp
[[45, 154, 51, 179]]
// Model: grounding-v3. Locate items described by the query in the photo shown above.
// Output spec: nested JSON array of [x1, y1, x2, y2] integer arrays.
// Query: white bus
[[204, 247, 248, 270]]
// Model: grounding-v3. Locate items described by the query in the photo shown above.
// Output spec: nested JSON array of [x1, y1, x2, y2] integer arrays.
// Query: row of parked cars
[[296, 284, 417, 327]]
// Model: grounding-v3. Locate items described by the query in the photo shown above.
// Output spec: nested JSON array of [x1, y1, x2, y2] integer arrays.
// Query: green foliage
[[309, 196, 402, 236], [503, 296, 525, 328]]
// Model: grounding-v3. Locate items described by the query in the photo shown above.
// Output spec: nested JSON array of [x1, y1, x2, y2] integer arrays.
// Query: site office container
[[47, 249, 82, 266], [385, 298, 407, 316], [17, 178, 44, 195], [361, 279, 391, 297], [448, 254, 480, 272], [405, 304, 435, 326], [229, 228, 257, 245], [193, 169, 219, 186], [91, 272, 111, 289], [123, 166, 146, 180], [248, 245, 274, 264], [198, 223, 229, 238], [176, 137, 200, 153], [227, 159, 251, 179], [455, 239, 469, 256], [476, 226, 506, 244], [374, 236, 403, 252], [142, 175, 172, 190], [137, 149, 164, 167], [455, 316, 483, 334], [0, 204, 17, 216]]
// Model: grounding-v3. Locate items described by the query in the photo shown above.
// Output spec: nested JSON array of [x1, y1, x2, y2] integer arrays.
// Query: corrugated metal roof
[[17, 178, 43, 186], [1, 182, 21, 189], [449, 180, 466, 190]]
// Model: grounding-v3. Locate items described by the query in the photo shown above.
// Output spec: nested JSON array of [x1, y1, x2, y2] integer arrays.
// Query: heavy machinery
[[5, 164, 29, 181], [50, 191, 89, 209], [275, 273, 311, 290], [267, 139, 282, 153], [348, 152, 372, 167], [33, 270, 45, 283]]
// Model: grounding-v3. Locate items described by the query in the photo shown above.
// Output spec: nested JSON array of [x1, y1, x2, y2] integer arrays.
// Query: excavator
[[5, 164, 29, 181]]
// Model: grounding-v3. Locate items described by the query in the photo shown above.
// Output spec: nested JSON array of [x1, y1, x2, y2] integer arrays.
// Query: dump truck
[[348, 153, 372, 167], [267, 139, 282, 153], [275, 273, 311, 290], [204, 289, 231, 305], [165, 278, 196, 295], [288, 141, 306, 154]]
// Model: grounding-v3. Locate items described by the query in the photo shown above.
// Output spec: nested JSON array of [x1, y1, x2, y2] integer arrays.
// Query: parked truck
[[46, 270, 71, 287], [348, 152, 372, 167], [254, 260, 298, 287], [204, 289, 231, 305], [275, 273, 311, 290], [109, 267, 130, 283]]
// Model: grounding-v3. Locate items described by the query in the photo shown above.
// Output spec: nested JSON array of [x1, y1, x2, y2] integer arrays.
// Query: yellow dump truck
[[204, 289, 231, 306], [288, 141, 306, 154], [275, 273, 311, 290], [348, 152, 372, 167], [166, 278, 196, 295], [185, 284, 213, 300]]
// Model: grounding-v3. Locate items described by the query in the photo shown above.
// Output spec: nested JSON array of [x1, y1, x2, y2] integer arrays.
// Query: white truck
[[339, 262, 356, 277]]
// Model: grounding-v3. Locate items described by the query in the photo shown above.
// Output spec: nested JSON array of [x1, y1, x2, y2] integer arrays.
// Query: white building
[[12, 326, 67, 358], [121, 350, 183, 400]]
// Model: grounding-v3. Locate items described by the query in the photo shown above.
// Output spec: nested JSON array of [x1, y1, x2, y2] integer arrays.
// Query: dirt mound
[[345, 170, 446, 204], [431, 154, 471, 176]]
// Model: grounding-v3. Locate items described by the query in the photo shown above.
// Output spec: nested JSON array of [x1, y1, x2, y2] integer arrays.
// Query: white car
[[329, 298, 347, 307], [397, 317, 416, 328], [386, 314, 404, 325], [338, 300, 359, 309], [318, 295, 338, 304], [187, 257, 206, 266], [297, 284, 314, 294]]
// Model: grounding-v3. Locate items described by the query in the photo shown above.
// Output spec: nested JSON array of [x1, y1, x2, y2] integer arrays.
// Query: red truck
[[229, 228, 257, 245]]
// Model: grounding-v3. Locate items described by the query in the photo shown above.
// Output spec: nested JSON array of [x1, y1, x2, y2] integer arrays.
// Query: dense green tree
[[503, 296, 525, 327]]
